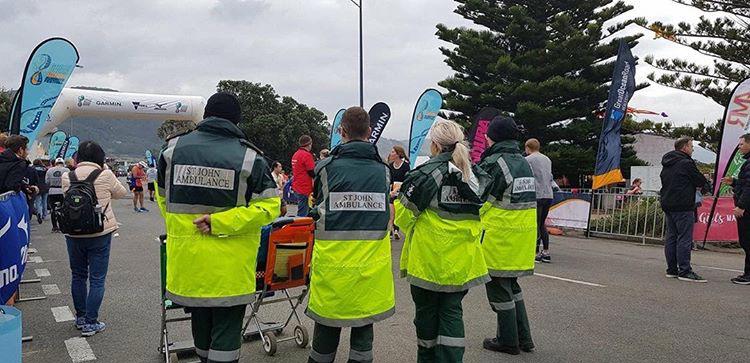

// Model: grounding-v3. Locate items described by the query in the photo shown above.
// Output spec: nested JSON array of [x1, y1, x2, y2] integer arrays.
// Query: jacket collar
[[76, 161, 102, 170], [481, 140, 520, 159], [332, 140, 382, 162], [744, 151, 750, 160], [196, 117, 247, 140], [425, 151, 453, 165]]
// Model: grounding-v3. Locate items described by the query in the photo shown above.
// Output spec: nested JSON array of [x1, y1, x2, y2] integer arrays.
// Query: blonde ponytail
[[430, 120, 472, 182]]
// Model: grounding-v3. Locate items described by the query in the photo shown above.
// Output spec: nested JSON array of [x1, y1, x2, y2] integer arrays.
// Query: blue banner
[[10, 38, 79, 147], [64, 136, 79, 159], [47, 130, 67, 161], [408, 89, 442, 167], [329, 108, 346, 149], [0, 192, 30, 303], [593, 40, 635, 189]]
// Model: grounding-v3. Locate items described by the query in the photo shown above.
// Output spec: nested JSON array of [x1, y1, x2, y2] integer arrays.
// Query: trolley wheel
[[168, 353, 179, 363], [294, 325, 309, 348], [262, 333, 277, 356]]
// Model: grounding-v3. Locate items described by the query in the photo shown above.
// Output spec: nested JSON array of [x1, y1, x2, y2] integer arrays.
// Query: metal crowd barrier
[[587, 191, 666, 244]]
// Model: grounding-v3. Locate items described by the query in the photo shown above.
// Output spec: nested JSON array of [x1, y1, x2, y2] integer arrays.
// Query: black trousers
[[737, 215, 750, 276], [536, 198, 553, 251], [48, 194, 64, 230]]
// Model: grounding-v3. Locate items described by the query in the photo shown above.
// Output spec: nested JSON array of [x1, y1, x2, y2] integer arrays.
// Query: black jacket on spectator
[[0, 149, 30, 193], [660, 150, 708, 212], [732, 153, 750, 210]]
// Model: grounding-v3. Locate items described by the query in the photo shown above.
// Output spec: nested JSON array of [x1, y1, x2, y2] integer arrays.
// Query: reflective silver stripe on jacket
[[418, 338, 437, 348], [305, 306, 395, 328], [487, 269, 534, 278], [406, 273, 490, 293], [164, 291, 255, 307], [252, 188, 278, 200], [236, 148, 257, 206], [162, 136, 180, 210], [315, 167, 388, 241]]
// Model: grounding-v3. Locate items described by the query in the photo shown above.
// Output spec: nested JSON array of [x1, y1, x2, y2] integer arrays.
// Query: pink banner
[[693, 197, 738, 242], [469, 119, 490, 163]]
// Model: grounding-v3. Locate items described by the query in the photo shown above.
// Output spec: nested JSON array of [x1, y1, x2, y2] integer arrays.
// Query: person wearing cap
[[477, 116, 537, 355], [46, 157, 70, 231], [292, 134, 315, 216], [156, 92, 280, 363], [307, 106, 395, 363], [131, 161, 148, 212]]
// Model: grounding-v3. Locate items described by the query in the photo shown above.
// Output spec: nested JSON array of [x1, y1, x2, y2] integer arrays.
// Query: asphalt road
[[17, 197, 750, 363]]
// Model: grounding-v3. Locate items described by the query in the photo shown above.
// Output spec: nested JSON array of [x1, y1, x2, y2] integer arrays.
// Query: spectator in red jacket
[[291, 135, 315, 216]]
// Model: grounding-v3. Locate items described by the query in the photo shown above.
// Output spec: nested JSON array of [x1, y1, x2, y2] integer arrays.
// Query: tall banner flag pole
[[408, 89, 442, 168], [64, 136, 80, 160], [9, 38, 79, 147], [47, 130, 67, 161], [592, 40, 636, 190], [702, 78, 750, 247], [57, 137, 71, 160], [468, 107, 502, 164], [368, 102, 391, 144], [146, 149, 156, 166], [329, 108, 346, 149]]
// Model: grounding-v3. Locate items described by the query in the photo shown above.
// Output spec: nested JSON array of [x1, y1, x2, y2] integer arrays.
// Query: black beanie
[[486, 116, 519, 142], [204, 92, 242, 124]]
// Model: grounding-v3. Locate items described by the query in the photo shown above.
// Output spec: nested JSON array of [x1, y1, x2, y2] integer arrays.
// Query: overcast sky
[[0, 0, 727, 140]]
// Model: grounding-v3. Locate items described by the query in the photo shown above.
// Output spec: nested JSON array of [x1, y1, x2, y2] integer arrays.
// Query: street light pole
[[350, 0, 363, 107]]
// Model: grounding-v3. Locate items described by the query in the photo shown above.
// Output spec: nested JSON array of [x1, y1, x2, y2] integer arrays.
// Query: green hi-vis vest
[[395, 152, 490, 292], [306, 140, 395, 327], [477, 141, 537, 278], [156, 117, 280, 307]]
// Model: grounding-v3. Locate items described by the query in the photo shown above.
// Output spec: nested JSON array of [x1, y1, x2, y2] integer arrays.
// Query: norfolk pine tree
[[640, 1, 749, 106], [436, 0, 647, 185]]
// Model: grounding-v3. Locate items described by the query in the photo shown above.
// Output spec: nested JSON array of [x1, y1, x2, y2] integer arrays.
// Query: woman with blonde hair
[[394, 119, 490, 362]]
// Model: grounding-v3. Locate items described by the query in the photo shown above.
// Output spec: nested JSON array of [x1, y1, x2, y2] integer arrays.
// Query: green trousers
[[485, 277, 534, 350], [308, 322, 374, 363], [189, 305, 247, 363], [411, 285, 468, 363]]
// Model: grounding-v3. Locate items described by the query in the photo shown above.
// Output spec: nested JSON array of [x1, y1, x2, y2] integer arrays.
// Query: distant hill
[[52, 117, 163, 158]]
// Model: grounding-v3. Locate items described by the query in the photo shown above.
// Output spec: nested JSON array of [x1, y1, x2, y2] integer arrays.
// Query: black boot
[[483, 338, 520, 355]]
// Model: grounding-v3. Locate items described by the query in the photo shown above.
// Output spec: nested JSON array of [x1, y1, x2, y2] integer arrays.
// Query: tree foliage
[[638, 1, 750, 106], [0, 88, 12, 133], [437, 0, 645, 186], [216, 81, 329, 169]]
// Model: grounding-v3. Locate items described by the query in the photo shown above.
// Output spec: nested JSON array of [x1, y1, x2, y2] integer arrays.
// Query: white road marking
[[65, 337, 96, 362], [696, 265, 744, 273], [51, 306, 75, 322], [535, 273, 606, 287], [35, 268, 50, 277], [28, 256, 43, 263], [42, 284, 61, 295]]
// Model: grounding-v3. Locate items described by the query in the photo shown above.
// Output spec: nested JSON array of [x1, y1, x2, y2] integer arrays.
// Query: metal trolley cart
[[158, 235, 195, 363], [241, 217, 315, 356]]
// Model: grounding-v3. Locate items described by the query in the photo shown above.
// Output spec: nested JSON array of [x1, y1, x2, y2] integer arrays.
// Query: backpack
[[57, 169, 107, 235]]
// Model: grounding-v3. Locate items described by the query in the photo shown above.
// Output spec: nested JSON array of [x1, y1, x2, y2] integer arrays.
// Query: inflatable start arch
[[31, 88, 206, 157]]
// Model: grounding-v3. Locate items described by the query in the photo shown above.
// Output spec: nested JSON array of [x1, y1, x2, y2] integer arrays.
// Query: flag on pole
[[592, 40, 636, 189], [367, 102, 391, 144], [64, 136, 80, 159], [329, 108, 346, 149], [9, 38, 79, 147], [408, 89, 442, 167], [47, 130, 67, 161]]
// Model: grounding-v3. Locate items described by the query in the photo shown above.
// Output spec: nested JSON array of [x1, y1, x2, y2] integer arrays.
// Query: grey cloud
[[211, 0, 268, 21]]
